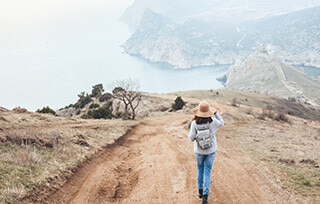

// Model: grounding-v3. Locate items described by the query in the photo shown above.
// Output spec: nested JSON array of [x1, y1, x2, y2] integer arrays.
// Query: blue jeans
[[196, 152, 216, 195]]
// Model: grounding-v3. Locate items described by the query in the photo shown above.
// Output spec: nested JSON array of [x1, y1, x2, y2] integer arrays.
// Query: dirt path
[[39, 113, 287, 204]]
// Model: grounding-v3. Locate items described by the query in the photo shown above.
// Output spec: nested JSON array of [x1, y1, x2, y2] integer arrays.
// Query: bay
[[295, 66, 320, 78], [0, 2, 227, 111]]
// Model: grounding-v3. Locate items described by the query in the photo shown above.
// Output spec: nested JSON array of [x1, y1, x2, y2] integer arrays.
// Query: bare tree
[[110, 78, 142, 120]]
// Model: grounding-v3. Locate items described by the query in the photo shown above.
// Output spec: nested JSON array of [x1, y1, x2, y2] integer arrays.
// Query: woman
[[188, 101, 224, 204]]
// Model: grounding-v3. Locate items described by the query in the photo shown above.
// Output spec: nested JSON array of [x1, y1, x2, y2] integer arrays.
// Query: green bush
[[64, 104, 73, 109], [87, 102, 113, 119], [74, 93, 92, 109], [301, 180, 311, 186], [89, 103, 100, 109], [91, 84, 104, 98], [172, 96, 186, 110], [81, 114, 92, 119], [99, 93, 113, 102], [36, 106, 56, 115]]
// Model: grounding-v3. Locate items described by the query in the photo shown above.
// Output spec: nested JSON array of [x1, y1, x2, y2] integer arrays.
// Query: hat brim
[[193, 107, 215, 117]]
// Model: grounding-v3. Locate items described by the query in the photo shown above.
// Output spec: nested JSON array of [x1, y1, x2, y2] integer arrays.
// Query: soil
[[23, 111, 298, 204]]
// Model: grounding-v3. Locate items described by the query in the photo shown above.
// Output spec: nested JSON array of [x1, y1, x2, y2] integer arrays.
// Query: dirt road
[[39, 113, 288, 204]]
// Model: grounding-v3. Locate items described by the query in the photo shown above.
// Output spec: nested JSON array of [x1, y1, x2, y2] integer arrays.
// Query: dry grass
[[178, 89, 320, 200], [0, 111, 137, 203], [219, 105, 320, 199], [180, 89, 320, 120], [1, 90, 320, 203]]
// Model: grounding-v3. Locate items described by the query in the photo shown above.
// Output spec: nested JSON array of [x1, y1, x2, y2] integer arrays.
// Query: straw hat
[[193, 101, 216, 117]]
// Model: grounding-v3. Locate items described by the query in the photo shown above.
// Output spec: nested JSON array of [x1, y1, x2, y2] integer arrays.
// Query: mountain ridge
[[121, 0, 320, 27], [121, 4, 320, 69]]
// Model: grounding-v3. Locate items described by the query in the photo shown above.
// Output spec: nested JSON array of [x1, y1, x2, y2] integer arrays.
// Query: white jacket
[[188, 112, 224, 155]]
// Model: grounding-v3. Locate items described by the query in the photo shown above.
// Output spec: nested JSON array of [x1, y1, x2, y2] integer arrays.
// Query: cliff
[[121, 4, 320, 69]]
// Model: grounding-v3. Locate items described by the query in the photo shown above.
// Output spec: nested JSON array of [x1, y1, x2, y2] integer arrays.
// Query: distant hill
[[121, 0, 320, 27], [121, 4, 320, 69], [222, 51, 320, 106], [241, 6, 320, 68]]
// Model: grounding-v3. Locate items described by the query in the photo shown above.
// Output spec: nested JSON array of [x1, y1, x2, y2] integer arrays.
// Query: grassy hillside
[[1, 90, 320, 203], [0, 108, 138, 203], [178, 89, 320, 120]]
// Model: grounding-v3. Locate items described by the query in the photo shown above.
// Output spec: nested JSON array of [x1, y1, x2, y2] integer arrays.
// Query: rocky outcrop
[[121, 4, 320, 69], [122, 11, 247, 68]]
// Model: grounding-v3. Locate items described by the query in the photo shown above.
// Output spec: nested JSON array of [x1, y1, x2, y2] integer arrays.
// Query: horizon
[[1, 0, 319, 111], [0, 0, 135, 111]]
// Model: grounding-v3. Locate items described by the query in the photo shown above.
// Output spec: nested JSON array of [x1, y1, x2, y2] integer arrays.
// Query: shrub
[[259, 106, 290, 123], [231, 98, 240, 107], [274, 112, 290, 123], [64, 104, 73, 109], [81, 114, 92, 119], [99, 93, 113, 102], [87, 102, 113, 119], [301, 180, 311, 186], [172, 96, 186, 110], [4, 129, 57, 148], [89, 103, 100, 109], [288, 97, 296, 102], [36, 106, 56, 115], [13, 107, 28, 113], [74, 93, 92, 109], [114, 111, 122, 118], [91, 84, 104, 98]]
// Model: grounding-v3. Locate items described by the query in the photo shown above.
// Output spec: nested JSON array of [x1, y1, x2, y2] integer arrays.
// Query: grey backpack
[[195, 124, 213, 149]]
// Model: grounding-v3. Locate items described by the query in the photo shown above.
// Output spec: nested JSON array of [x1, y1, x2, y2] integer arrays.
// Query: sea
[[0, 1, 228, 111], [1, 1, 318, 111]]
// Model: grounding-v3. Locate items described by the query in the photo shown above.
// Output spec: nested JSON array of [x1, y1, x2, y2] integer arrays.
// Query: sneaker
[[202, 195, 208, 204], [198, 189, 203, 199]]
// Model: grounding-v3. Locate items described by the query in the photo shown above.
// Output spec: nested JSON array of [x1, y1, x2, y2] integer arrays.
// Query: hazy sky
[[1, 0, 319, 110], [0, 0, 134, 25], [0, 0, 137, 110], [0, 0, 135, 50]]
